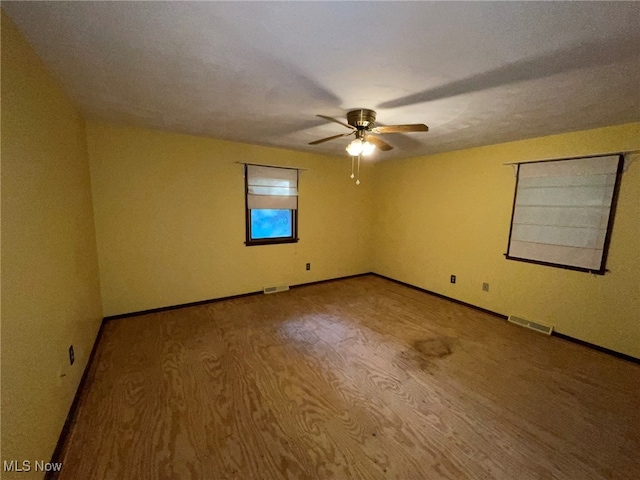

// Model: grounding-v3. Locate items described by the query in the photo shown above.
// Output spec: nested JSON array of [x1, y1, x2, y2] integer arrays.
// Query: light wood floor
[[58, 275, 640, 480]]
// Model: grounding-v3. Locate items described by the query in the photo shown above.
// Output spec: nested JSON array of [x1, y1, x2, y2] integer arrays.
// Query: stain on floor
[[397, 337, 457, 373], [413, 338, 453, 358]]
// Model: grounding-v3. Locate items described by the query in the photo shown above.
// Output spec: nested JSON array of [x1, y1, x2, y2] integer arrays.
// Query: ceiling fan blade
[[366, 135, 393, 151], [308, 132, 352, 145], [373, 124, 429, 134], [317, 114, 356, 130]]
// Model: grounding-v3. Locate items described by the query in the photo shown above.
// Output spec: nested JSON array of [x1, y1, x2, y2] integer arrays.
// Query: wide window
[[505, 154, 623, 274], [245, 164, 299, 245]]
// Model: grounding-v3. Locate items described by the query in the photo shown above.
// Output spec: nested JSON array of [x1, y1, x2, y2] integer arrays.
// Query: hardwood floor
[[57, 275, 640, 479]]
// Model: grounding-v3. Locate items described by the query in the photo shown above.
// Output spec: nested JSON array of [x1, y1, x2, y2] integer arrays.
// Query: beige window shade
[[246, 165, 298, 210], [506, 154, 623, 274]]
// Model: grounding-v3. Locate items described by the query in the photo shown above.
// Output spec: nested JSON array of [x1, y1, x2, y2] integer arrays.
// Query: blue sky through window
[[251, 209, 292, 239]]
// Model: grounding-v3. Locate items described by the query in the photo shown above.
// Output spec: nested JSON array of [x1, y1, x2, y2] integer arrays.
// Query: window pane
[[250, 209, 292, 239]]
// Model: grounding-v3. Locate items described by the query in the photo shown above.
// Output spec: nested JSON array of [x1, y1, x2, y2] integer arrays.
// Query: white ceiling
[[4, 1, 640, 160]]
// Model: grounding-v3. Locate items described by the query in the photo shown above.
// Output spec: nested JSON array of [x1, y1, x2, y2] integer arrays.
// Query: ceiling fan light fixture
[[346, 139, 363, 156], [346, 139, 375, 157]]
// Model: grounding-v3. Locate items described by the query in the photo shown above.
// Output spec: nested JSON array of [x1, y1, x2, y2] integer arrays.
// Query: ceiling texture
[[4, 1, 640, 161]]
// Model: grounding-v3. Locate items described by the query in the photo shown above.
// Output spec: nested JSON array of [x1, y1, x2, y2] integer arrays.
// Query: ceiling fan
[[309, 109, 429, 154]]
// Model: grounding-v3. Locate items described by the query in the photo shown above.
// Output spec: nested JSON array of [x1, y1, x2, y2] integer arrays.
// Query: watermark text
[[3, 460, 63, 473]]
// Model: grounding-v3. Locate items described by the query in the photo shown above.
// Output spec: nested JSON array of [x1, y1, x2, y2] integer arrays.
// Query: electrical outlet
[[450, 275, 456, 284], [69, 345, 75, 366], [306, 263, 311, 271], [482, 282, 490, 292]]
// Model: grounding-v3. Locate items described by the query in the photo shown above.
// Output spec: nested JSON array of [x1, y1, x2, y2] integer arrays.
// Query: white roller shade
[[507, 155, 622, 273], [246, 165, 298, 210]]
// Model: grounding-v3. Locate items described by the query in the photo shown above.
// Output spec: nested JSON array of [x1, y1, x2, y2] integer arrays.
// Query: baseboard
[[371, 272, 639, 364], [104, 290, 263, 321], [551, 332, 639, 365], [46, 318, 107, 480], [291, 272, 372, 289], [104, 272, 373, 322], [370, 272, 508, 320]]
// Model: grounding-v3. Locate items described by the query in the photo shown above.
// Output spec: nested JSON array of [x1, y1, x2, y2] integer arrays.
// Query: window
[[245, 164, 299, 245], [505, 154, 623, 274]]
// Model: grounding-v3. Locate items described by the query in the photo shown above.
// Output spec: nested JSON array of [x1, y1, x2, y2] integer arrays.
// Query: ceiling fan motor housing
[[347, 109, 377, 130]]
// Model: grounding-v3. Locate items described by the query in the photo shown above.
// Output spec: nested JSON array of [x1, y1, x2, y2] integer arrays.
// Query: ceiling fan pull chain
[[350, 156, 355, 179], [356, 155, 361, 185]]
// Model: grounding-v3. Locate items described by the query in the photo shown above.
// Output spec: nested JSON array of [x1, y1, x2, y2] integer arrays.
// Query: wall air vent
[[263, 285, 290, 294], [508, 315, 553, 335]]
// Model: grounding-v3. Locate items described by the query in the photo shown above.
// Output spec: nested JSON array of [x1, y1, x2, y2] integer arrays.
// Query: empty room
[[2, 2, 639, 479]]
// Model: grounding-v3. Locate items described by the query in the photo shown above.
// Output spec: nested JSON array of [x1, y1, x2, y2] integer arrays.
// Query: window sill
[[245, 238, 299, 246]]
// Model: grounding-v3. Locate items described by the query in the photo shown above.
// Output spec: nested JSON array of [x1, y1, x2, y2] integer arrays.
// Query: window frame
[[244, 164, 299, 246], [504, 154, 624, 275]]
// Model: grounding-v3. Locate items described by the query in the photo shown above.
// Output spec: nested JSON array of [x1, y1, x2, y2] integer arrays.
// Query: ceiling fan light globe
[[362, 141, 376, 156], [346, 139, 363, 156]]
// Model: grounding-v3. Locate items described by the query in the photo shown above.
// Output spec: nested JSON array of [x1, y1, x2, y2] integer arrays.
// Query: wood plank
[[57, 276, 640, 479]]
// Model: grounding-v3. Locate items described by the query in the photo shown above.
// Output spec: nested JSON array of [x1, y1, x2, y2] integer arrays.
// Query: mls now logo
[[3, 460, 63, 472], [3, 460, 31, 472]]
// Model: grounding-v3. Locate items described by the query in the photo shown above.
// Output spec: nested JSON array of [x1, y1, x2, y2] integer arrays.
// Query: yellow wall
[[1, 12, 103, 479], [373, 123, 640, 358], [86, 121, 373, 317]]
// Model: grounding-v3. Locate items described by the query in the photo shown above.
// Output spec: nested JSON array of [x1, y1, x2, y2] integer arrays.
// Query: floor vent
[[508, 316, 553, 335], [263, 285, 290, 294]]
